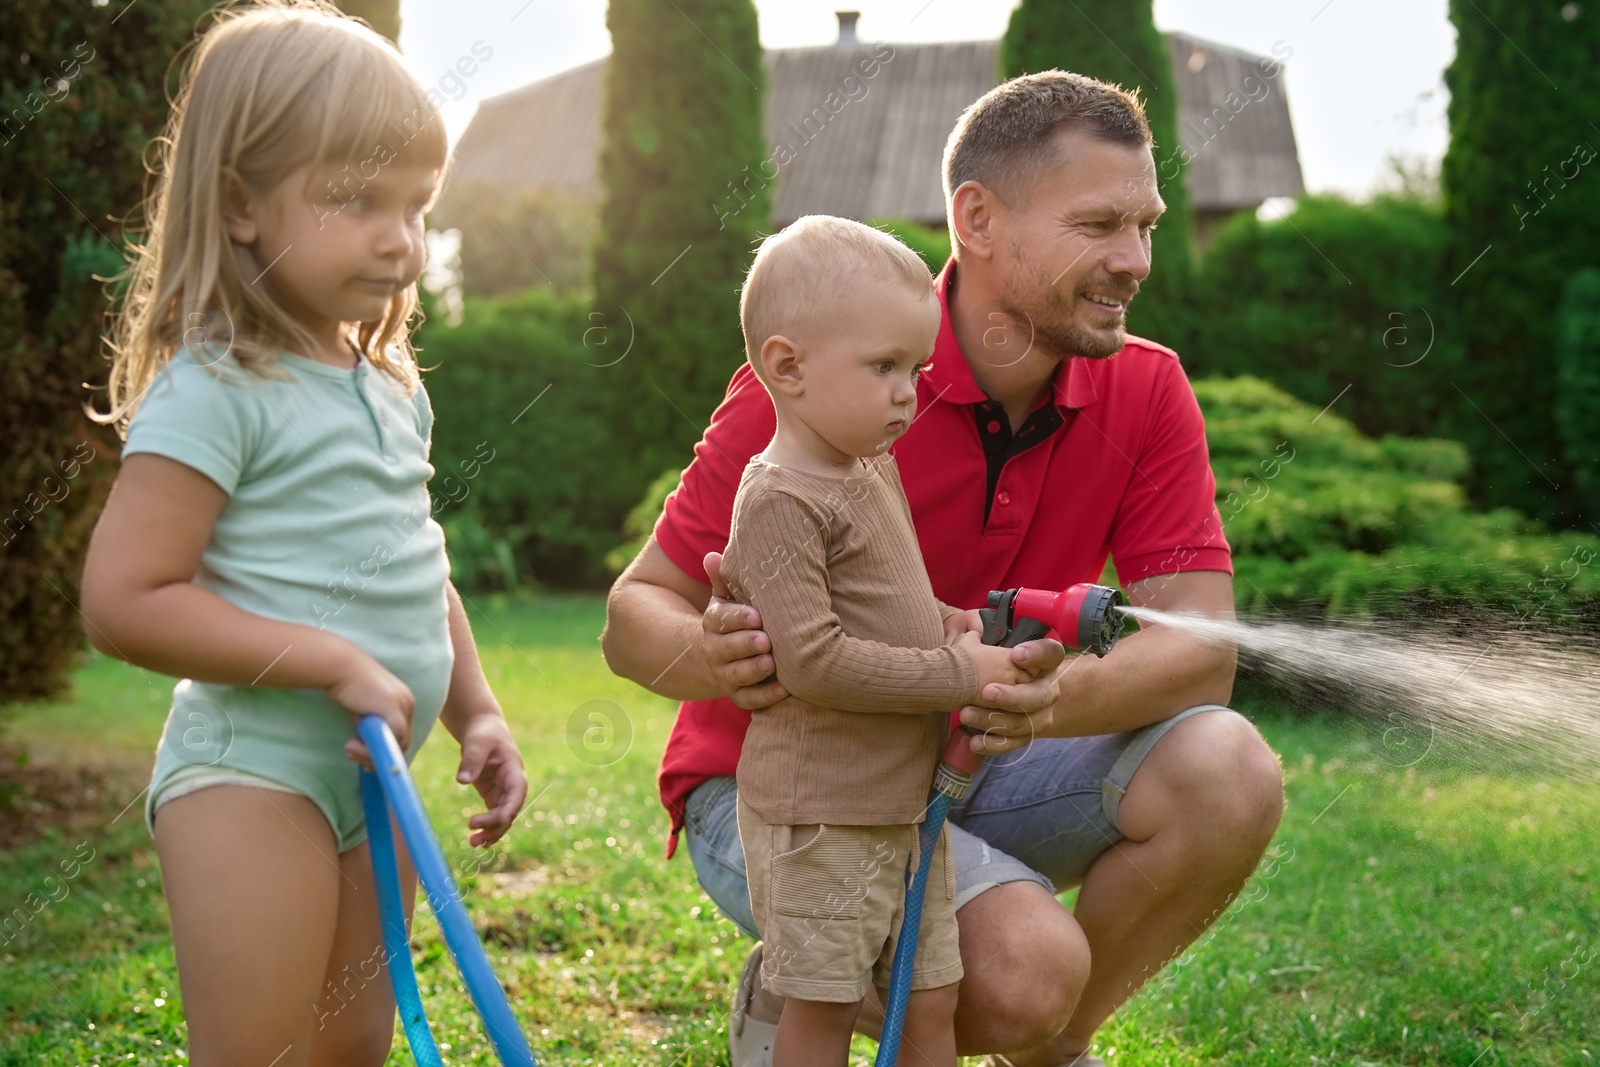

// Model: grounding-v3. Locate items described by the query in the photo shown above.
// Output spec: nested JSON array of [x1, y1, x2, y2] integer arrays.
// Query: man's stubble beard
[[1001, 247, 1133, 363]]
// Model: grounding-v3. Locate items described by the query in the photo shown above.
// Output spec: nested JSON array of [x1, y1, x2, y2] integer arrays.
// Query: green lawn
[[1, 595, 1595, 1065]]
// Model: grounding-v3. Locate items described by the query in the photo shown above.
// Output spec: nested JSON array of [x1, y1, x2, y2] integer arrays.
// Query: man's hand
[[957, 571, 1239, 749], [702, 551, 789, 711], [957, 638, 1067, 757]]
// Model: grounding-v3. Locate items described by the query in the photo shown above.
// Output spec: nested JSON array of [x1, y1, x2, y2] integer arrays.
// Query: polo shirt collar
[[928, 257, 1101, 411]]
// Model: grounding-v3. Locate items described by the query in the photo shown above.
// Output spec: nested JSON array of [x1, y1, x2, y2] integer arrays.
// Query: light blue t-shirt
[[125, 343, 454, 841]]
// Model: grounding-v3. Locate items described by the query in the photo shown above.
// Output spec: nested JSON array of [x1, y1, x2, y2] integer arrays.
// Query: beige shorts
[[737, 795, 962, 1003]]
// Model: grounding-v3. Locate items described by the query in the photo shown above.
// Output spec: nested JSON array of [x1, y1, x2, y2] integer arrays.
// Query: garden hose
[[873, 585, 1124, 1066], [357, 715, 539, 1067]]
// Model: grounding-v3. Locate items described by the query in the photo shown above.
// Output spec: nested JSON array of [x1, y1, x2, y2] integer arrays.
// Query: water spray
[[874, 583, 1125, 1066], [1116, 607, 1600, 777]]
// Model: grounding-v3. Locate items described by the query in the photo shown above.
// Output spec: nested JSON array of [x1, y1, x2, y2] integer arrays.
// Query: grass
[[1, 594, 1596, 1066]]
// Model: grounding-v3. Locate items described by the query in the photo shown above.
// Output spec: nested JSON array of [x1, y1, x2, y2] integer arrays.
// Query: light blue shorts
[[684, 704, 1230, 939], [142, 681, 440, 854], [147, 763, 335, 838]]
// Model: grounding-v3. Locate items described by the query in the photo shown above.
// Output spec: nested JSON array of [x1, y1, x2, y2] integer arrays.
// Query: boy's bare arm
[[81, 454, 361, 689]]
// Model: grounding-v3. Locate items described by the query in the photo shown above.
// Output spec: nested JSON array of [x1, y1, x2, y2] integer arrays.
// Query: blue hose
[[359, 755, 446, 1066], [357, 715, 539, 1066], [874, 795, 951, 1066]]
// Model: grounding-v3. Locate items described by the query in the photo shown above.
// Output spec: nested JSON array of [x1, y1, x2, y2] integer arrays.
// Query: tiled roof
[[443, 30, 1303, 227]]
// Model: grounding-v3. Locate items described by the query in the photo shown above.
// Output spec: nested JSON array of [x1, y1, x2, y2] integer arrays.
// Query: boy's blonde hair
[[740, 216, 934, 379], [93, 0, 450, 434]]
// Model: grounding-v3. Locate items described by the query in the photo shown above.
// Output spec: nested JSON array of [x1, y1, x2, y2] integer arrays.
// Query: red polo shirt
[[650, 257, 1231, 856]]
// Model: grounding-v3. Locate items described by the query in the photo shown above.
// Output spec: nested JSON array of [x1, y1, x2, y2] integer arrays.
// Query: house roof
[[1166, 33, 1306, 211], [443, 30, 1303, 228]]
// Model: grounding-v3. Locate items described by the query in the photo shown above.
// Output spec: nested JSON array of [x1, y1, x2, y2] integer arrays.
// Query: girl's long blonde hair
[[93, 0, 451, 435]]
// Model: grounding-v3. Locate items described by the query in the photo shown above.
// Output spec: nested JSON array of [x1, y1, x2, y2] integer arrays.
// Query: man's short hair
[[942, 70, 1153, 219], [740, 215, 934, 375]]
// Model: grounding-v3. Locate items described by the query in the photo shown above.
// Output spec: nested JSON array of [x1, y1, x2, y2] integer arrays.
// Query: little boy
[[720, 215, 1031, 1067]]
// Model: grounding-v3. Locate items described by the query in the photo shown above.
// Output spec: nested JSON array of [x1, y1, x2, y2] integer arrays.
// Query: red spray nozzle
[[1011, 584, 1125, 656], [981, 583, 1126, 656], [943, 583, 1126, 780]]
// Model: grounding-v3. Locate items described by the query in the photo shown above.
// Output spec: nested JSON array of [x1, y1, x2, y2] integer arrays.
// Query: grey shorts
[[684, 704, 1229, 939]]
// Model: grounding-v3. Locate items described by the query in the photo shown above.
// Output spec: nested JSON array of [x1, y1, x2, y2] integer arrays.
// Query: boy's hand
[[954, 630, 1032, 697], [942, 608, 984, 645], [455, 712, 528, 848], [956, 637, 1068, 756], [331, 651, 417, 770]]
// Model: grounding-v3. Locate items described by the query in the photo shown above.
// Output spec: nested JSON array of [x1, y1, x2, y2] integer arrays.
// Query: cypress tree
[[0, 1, 213, 704], [1555, 269, 1600, 521], [591, 0, 769, 516], [999, 0, 1195, 350], [1442, 0, 1600, 522]]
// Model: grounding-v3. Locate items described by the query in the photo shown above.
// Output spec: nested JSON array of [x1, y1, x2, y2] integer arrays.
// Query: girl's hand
[[455, 713, 528, 848], [330, 652, 417, 770]]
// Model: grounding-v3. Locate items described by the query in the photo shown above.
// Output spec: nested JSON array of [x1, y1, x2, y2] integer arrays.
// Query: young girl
[[79, 4, 528, 1065]]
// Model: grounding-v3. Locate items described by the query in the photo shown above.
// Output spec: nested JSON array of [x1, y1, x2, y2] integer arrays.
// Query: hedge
[[1200, 376, 1600, 625]]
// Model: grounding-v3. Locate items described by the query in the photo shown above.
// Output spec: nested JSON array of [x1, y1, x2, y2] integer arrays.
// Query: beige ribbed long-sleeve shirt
[[722, 452, 980, 824]]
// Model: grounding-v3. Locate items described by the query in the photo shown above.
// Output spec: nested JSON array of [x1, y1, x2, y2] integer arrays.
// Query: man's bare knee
[[1193, 710, 1286, 846], [955, 884, 1088, 1050], [1120, 709, 1285, 851]]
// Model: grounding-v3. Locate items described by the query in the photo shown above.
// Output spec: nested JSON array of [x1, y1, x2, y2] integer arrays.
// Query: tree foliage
[[1, 0, 214, 706], [1441, 0, 1600, 522], [1555, 268, 1600, 521], [334, 0, 399, 43], [590, 0, 769, 530]]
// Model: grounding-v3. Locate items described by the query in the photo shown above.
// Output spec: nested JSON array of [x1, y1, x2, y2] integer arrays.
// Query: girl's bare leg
[[308, 821, 419, 1066], [154, 786, 344, 1067]]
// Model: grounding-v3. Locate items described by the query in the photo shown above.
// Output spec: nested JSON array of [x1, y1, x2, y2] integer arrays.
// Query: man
[[602, 71, 1284, 1067]]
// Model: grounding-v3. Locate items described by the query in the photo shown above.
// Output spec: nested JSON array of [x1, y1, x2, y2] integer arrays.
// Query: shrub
[[431, 182, 593, 299], [1555, 268, 1600, 522], [868, 217, 951, 274], [417, 288, 636, 590], [1197, 376, 1600, 624], [1188, 193, 1465, 443], [604, 468, 682, 576]]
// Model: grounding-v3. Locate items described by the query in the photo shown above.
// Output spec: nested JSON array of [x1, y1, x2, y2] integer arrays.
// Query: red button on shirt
[[995, 490, 1011, 506], [649, 257, 1232, 856], [986, 419, 1002, 433]]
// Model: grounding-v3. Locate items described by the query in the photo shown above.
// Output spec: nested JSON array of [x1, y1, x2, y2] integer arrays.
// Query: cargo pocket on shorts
[[771, 823, 870, 920]]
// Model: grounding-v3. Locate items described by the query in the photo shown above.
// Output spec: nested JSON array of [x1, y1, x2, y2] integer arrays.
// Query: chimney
[[835, 10, 861, 49]]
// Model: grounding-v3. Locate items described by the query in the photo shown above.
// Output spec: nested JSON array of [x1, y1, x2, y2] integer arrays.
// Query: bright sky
[[398, 0, 1454, 199]]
